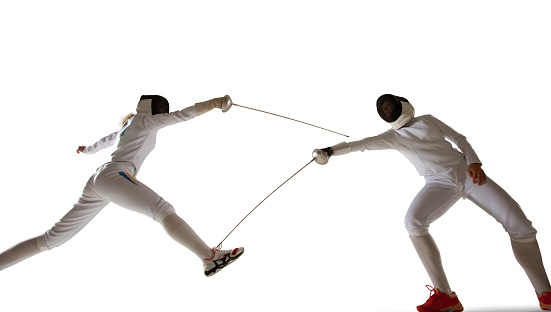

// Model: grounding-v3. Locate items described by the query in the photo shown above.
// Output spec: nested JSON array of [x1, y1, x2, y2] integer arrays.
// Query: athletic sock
[[161, 213, 213, 260], [410, 233, 453, 295], [511, 238, 551, 294], [0, 237, 42, 271]]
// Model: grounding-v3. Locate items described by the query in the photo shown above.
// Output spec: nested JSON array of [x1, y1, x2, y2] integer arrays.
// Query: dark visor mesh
[[376, 94, 402, 122], [140, 95, 169, 115]]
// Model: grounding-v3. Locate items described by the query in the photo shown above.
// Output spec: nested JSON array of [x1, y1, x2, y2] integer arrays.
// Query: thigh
[[93, 167, 175, 222], [464, 176, 536, 239], [405, 176, 461, 234], [38, 175, 109, 250]]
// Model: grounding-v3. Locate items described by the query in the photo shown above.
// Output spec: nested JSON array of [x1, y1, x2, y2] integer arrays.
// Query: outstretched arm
[[313, 131, 396, 165], [77, 131, 119, 155], [140, 95, 230, 131]]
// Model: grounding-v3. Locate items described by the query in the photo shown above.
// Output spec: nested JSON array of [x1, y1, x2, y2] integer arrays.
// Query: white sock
[[511, 238, 551, 294], [0, 237, 42, 271], [410, 233, 453, 295], [161, 213, 213, 260]]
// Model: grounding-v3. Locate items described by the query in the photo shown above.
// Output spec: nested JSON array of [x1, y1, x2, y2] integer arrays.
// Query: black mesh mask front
[[376, 94, 409, 122], [140, 95, 170, 115]]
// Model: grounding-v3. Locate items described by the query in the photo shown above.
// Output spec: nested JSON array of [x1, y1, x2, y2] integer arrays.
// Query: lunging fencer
[[313, 94, 551, 312], [0, 95, 244, 277]]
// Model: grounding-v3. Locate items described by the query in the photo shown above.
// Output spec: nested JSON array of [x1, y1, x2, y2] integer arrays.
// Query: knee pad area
[[510, 235, 537, 243], [36, 227, 70, 252], [504, 222, 537, 242], [36, 233, 53, 252], [155, 206, 176, 223], [407, 228, 430, 238]]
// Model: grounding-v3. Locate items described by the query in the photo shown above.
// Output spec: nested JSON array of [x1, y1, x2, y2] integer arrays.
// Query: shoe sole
[[417, 303, 464, 312], [204, 248, 245, 277]]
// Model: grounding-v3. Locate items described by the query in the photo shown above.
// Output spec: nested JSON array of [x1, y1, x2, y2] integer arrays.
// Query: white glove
[[312, 142, 352, 165], [195, 97, 225, 116], [330, 142, 352, 156]]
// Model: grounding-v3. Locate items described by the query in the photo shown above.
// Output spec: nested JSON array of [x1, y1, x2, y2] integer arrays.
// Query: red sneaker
[[538, 288, 551, 311], [417, 285, 464, 312]]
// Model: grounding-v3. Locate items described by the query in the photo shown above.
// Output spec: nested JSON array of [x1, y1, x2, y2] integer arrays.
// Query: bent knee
[[154, 204, 176, 223], [503, 218, 537, 242], [406, 227, 430, 238], [36, 233, 54, 251], [36, 228, 71, 251], [508, 227, 537, 242], [404, 214, 430, 237]]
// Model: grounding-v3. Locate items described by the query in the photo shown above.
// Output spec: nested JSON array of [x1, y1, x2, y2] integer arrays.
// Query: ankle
[[538, 288, 551, 297], [435, 287, 454, 296], [202, 248, 215, 261]]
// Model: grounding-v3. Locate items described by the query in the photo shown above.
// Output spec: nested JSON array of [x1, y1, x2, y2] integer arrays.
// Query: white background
[[1, 1, 550, 311]]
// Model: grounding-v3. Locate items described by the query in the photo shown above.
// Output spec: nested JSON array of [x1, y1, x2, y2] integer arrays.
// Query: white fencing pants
[[405, 161, 546, 293], [405, 161, 536, 240], [37, 162, 177, 251], [1, 162, 211, 271]]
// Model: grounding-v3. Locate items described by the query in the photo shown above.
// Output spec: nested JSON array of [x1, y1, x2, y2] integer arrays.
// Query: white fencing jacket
[[333, 115, 481, 182], [82, 106, 198, 173]]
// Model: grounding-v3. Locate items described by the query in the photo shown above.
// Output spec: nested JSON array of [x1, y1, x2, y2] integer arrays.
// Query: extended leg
[[464, 175, 551, 310], [0, 175, 108, 272], [93, 167, 213, 259], [465, 176, 549, 293], [93, 165, 244, 277]]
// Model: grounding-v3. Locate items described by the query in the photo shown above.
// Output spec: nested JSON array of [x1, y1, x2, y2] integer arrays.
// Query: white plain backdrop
[[1, 1, 550, 311]]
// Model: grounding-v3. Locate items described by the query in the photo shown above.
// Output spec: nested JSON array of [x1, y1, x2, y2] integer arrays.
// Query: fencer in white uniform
[[0, 95, 244, 277], [313, 94, 551, 311]]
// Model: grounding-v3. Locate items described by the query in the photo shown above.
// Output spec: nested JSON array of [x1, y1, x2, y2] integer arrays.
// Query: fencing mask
[[376, 94, 415, 130], [136, 95, 170, 115]]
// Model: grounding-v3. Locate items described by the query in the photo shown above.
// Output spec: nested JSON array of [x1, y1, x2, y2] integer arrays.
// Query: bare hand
[[468, 163, 486, 186], [76, 146, 86, 154]]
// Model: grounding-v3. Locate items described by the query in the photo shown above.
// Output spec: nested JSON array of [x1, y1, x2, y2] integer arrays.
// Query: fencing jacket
[[334, 115, 481, 182], [82, 106, 198, 173]]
